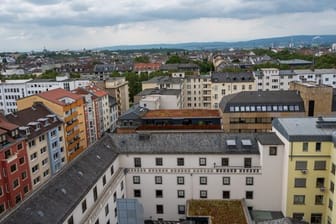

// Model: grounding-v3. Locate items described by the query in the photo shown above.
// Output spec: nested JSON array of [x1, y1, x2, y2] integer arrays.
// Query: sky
[[0, 0, 336, 51]]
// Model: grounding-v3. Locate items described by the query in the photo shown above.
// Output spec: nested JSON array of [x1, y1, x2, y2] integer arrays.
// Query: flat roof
[[187, 200, 247, 224], [142, 109, 220, 119]]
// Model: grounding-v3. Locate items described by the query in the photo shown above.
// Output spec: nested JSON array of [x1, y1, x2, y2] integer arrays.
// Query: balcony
[[66, 129, 80, 142], [65, 120, 79, 132], [64, 111, 78, 123], [2, 153, 17, 163], [67, 139, 80, 151]]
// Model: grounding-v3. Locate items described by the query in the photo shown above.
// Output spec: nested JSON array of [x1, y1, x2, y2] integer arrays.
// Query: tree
[[166, 55, 190, 64], [134, 56, 150, 63]]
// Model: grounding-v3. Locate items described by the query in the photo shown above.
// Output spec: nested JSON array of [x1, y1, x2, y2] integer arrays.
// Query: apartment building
[[210, 72, 256, 108], [273, 117, 336, 224], [183, 75, 212, 109], [0, 77, 90, 114], [2, 132, 285, 223], [0, 116, 31, 214], [219, 90, 306, 132], [254, 68, 336, 91], [72, 86, 110, 146], [6, 103, 66, 189], [135, 88, 182, 110], [95, 78, 129, 115], [16, 88, 87, 161], [109, 96, 119, 132]]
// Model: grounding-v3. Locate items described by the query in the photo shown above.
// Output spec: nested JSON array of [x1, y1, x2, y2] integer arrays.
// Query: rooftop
[[142, 109, 220, 119], [211, 72, 254, 83], [137, 88, 181, 97], [187, 199, 248, 224], [219, 90, 305, 113], [37, 88, 83, 106], [142, 76, 183, 85], [278, 59, 312, 65]]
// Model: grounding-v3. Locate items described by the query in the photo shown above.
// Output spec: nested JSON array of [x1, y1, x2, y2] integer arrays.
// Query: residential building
[[183, 75, 212, 109], [219, 91, 306, 132], [135, 88, 182, 110], [2, 131, 286, 223], [16, 88, 87, 161], [160, 63, 200, 75], [95, 78, 129, 115], [273, 117, 336, 224], [6, 103, 66, 189], [0, 77, 90, 114], [210, 72, 256, 108], [0, 116, 31, 214], [109, 96, 118, 132], [133, 63, 161, 74], [142, 76, 184, 91], [72, 85, 110, 146]]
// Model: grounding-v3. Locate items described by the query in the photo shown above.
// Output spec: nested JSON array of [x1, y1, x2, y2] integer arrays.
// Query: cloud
[[0, 0, 335, 51]]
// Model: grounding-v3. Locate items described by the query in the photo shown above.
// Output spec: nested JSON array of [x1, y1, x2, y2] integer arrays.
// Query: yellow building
[[273, 117, 335, 224], [17, 88, 87, 161]]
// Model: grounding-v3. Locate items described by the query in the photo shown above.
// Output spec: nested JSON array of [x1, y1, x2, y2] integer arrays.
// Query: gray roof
[[278, 59, 312, 65], [257, 133, 284, 145], [211, 72, 254, 83], [1, 135, 118, 224], [118, 105, 149, 120], [219, 91, 305, 113], [160, 64, 199, 71], [136, 88, 181, 97], [142, 76, 183, 85], [273, 117, 336, 141], [110, 132, 280, 155]]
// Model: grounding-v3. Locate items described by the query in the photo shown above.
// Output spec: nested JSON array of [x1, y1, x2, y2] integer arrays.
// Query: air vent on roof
[[61, 188, 67, 194], [78, 171, 83, 176], [226, 139, 236, 146], [37, 211, 44, 217], [96, 155, 101, 160], [241, 139, 252, 146]]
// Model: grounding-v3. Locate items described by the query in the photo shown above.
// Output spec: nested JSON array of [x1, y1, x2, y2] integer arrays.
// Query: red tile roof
[[134, 63, 161, 71], [142, 109, 220, 118], [37, 88, 83, 106], [0, 115, 19, 131]]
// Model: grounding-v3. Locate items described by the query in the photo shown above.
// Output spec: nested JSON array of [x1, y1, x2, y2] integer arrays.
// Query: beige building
[[95, 78, 129, 115]]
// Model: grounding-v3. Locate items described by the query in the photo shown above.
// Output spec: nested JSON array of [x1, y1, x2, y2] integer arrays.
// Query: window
[[244, 158, 252, 168], [246, 191, 253, 199], [332, 163, 336, 175], [177, 158, 184, 166], [311, 213, 322, 224], [93, 186, 98, 202], [32, 164, 39, 173], [177, 176, 184, 185], [33, 177, 40, 185], [316, 178, 325, 188], [0, 204, 4, 214], [15, 194, 21, 204], [295, 178, 306, 188], [42, 158, 48, 166], [331, 181, 335, 193], [223, 177, 230, 185], [28, 140, 36, 148], [199, 157, 206, 166], [222, 158, 229, 166], [156, 190, 163, 198], [17, 143, 23, 150], [200, 190, 207, 198], [178, 205, 185, 214], [120, 181, 124, 190], [13, 179, 19, 189], [155, 157, 163, 166], [316, 142, 321, 152], [40, 147, 47, 154], [43, 170, 49, 177], [39, 135, 45, 142], [134, 157, 141, 167], [314, 161, 326, 170], [223, 191, 230, 199], [133, 176, 140, 184], [329, 199, 333, 211], [200, 177, 207, 185], [134, 189, 141, 197], [114, 207, 117, 217], [105, 204, 109, 216], [246, 177, 254, 185], [293, 213, 304, 221], [175, 189, 185, 199], [155, 176, 162, 184], [82, 200, 87, 213], [156, 205, 164, 214], [110, 165, 114, 175], [30, 152, 37, 161], [269, 146, 277, 156], [294, 195, 305, 204], [113, 192, 117, 202], [295, 161, 307, 170], [102, 175, 106, 186], [10, 164, 17, 173], [21, 171, 27, 180], [315, 195, 323, 205], [302, 142, 308, 152]]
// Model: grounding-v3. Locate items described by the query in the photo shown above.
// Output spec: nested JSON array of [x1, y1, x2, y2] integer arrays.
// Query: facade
[[6, 103, 66, 189], [133, 63, 161, 74], [273, 117, 336, 224], [0, 116, 32, 214], [109, 96, 119, 132], [16, 88, 87, 162], [0, 77, 90, 114], [95, 78, 129, 115], [219, 91, 306, 132], [72, 86, 110, 146], [2, 132, 286, 223], [135, 88, 182, 110]]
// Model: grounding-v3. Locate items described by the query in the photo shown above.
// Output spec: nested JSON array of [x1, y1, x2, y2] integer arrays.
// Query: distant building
[[135, 88, 182, 110], [133, 63, 161, 74], [160, 63, 200, 75]]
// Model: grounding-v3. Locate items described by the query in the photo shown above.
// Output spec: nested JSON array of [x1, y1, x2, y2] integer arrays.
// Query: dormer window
[[11, 129, 18, 138], [0, 134, 7, 144]]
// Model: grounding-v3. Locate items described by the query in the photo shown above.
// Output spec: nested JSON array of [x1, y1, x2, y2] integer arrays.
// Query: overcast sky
[[0, 0, 335, 51]]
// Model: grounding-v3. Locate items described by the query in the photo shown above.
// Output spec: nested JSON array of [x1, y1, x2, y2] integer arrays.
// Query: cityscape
[[1, 1, 336, 224]]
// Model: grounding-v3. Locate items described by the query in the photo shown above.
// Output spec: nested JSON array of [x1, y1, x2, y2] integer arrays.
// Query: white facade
[[140, 94, 181, 110], [0, 78, 90, 114]]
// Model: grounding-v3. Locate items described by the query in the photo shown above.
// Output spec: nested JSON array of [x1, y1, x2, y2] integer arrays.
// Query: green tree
[[134, 56, 150, 63]]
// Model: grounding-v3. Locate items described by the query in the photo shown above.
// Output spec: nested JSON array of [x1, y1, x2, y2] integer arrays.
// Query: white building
[[3, 132, 286, 223], [0, 76, 90, 114], [136, 88, 182, 110]]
